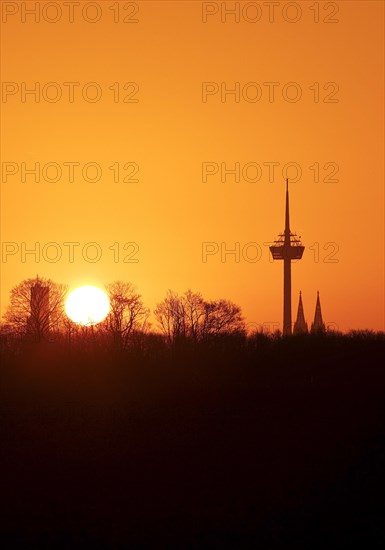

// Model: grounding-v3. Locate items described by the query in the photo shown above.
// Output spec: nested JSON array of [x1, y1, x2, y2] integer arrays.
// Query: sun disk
[[65, 285, 110, 326]]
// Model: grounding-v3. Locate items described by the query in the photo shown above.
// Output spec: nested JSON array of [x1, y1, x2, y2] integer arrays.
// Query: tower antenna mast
[[270, 180, 304, 335]]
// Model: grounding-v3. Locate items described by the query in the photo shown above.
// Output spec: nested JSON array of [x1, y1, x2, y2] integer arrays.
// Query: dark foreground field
[[1, 333, 385, 548]]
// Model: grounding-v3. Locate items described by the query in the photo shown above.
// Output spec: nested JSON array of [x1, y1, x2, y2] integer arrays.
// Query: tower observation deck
[[270, 180, 304, 335]]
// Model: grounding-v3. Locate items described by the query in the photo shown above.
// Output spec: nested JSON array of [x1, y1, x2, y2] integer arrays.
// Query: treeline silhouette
[[2, 275, 376, 353], [1, 276, 247, 348], [1, 277, 385, 547]]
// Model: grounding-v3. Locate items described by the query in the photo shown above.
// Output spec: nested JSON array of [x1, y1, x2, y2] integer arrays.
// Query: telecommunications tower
[[270, 180, 304, 335]]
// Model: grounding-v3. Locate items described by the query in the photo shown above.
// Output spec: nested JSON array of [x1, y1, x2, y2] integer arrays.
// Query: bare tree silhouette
[[154, 290, 245, 344], [4, 276, 68, 341], [202, 298, 245, 337], [154, 290, 188, 344], [184, 289, 206, 341], [104, 281, 149, 350]]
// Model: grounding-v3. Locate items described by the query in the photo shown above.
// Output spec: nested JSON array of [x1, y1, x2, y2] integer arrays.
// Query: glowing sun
[[65, 286, 110, 326]]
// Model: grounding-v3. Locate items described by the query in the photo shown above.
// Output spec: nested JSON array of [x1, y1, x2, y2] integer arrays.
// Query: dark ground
[[1, 333, 384, 548]]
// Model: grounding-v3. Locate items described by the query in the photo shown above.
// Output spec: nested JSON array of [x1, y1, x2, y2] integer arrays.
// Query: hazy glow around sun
[[65, 286, 110, 326]]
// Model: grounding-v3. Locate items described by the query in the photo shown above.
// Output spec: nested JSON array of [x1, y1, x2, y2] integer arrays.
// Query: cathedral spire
[[311, 291, 326, 333], [293, 291, 308, 334]]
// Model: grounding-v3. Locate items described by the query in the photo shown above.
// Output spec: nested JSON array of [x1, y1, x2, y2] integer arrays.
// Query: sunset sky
[[1, 0, 384, 332]]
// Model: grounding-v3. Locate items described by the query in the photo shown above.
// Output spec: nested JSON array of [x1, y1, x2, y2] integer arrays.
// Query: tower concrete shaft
[[270, 179, 304, 336], [283, 258, 291, 335], [283, 180, 291, 335]]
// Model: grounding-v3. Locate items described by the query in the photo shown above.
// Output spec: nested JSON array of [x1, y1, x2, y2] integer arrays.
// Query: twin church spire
[[294, 291, 326, 334]]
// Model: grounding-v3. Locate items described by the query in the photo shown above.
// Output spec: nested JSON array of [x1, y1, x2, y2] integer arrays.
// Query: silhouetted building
[[28, 281, 50, 338], [311, 291, 326, 333], [293, 291, 308, 334], [270, 180, 304, 335]]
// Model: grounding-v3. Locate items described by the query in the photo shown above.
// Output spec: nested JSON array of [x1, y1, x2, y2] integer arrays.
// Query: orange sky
[[1, 0, 384, 332]]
